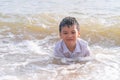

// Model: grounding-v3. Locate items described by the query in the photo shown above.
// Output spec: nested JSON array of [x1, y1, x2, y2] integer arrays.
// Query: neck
[[67, 44, 76, 52]]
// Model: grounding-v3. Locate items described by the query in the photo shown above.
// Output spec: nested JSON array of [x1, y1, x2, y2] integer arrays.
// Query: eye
[[72, 31, 76, 34], [63, 32, 68, 34]]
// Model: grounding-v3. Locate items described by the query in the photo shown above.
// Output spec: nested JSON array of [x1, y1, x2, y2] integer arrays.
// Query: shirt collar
[[62, 41, 70, 53], [74, 40, 81, 53]]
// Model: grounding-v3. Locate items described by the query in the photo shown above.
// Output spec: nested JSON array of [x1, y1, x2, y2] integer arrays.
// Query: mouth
[[66, 39, 74, 41]]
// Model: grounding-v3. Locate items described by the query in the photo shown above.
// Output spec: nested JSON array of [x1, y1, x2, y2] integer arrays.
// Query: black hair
[[59, 17, 80, 32]]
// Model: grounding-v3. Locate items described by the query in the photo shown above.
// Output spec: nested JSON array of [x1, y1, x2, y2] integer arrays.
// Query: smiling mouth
[[67, 39, 74, 41]]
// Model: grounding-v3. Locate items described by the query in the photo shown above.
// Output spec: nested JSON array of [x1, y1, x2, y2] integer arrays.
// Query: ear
[[78, 32, 80, 37]]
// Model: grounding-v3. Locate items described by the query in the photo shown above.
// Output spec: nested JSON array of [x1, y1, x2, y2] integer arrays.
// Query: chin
[[67, 41, 75, 45]]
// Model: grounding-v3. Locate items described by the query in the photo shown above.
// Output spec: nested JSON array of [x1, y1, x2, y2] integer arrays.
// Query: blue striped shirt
[[54, 38, 90, 58]]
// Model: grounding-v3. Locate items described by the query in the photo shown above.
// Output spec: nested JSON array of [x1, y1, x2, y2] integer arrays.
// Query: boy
[[54, 17, 91, 58]]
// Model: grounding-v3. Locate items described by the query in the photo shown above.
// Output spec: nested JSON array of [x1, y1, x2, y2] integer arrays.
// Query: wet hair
[[59, 17, 80, 32]]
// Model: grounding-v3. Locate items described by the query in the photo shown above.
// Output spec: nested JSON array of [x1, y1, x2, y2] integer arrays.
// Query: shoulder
[[77, 38, 88, 46], [77, 38, 91, 56], [54, 40, 64, 52], [54, 40, 64, 57], [54, 40, 62, 49]]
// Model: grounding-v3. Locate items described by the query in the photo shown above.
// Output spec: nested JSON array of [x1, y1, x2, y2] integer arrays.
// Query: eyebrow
[[62, 31, 68, 33], [71, 30, 76, 31]]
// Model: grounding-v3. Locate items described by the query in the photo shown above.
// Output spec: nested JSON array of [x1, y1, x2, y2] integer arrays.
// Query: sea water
[[0, 0, 120, 80]]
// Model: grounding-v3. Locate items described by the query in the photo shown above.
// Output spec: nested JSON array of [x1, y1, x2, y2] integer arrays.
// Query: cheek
[[60, 34, 66, 39]]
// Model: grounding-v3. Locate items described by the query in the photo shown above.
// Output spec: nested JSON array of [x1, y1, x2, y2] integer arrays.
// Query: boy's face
[[60, 25, 80, 48]]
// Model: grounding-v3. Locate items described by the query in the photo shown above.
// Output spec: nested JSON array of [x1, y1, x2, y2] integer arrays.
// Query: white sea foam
[[0, 0, 120, 80]]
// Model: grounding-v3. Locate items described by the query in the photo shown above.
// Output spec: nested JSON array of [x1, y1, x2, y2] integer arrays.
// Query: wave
[[80, 22, 120, 47], [0, 13, 120, 47]]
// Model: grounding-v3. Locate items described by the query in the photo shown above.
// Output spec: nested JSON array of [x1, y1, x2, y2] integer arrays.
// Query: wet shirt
[[54, 38, 90, 58]]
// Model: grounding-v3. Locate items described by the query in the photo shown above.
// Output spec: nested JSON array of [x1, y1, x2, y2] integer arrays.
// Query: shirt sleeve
[[54, 42, 64, 58], [84, 43, 91, 57]]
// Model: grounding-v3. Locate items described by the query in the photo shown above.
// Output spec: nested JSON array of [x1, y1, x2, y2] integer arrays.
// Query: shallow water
[[0, 0, 120, 80]]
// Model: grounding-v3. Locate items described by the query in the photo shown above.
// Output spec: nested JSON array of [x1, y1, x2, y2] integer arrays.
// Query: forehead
[[61, 25, 77, 31]]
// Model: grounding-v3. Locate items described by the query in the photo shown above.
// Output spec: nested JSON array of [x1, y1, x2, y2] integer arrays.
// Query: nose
[[68, 33, 72, 38]]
